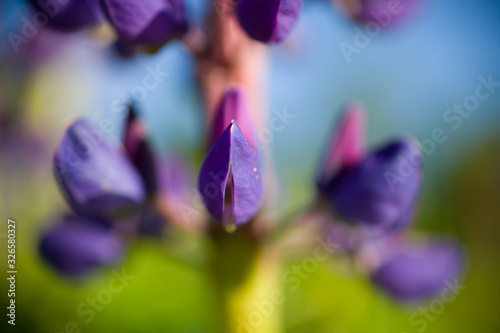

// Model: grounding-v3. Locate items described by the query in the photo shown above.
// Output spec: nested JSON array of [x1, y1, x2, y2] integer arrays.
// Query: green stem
[[210, 224, 283, 333]]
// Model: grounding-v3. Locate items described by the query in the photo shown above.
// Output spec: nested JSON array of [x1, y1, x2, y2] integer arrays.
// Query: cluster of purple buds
[[28, 0, 306, 47], [315, 102, 464, 302], [28, 0, 189, 47], [41, 105, 193, 278]]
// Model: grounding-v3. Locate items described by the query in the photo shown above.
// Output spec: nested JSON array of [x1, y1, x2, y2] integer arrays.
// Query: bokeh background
[[1, 0, 500, 332]]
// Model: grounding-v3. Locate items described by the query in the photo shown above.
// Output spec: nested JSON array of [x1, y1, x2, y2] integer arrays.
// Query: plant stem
[[210, 223, 282, 333]]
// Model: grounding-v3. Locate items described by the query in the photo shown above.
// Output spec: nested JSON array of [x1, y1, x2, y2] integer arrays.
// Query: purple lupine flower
[[371, 237, 464, 302], [100, 0, 189, 46], [318, 104, 421, 230], [53, 119, 146, 218], [39, 215, 125, 277], [236, 0, 302, 43], [198, 121, 263, 227], [210, 86, 256, 152], [123, 105, 157, 195], [28, 0, 102, 31], [327, 138, 421, 230]]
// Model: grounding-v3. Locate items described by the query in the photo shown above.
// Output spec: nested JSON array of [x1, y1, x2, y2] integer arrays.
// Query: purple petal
[[101, 0, 189, 46], [28, 0, 102, 31], [39, 215, 125, 278], [53, 119, 146, 218], [198, 122, 263, 225], [123, 105, 157, 195], [236, 0, 302, 43], [211, 86, 256, 152], [371, 237, 465, 302], [317, 101, 366, 188], [325, 138, 422, 229]]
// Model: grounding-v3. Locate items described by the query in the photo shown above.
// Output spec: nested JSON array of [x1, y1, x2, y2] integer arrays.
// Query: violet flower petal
[[317, 101, 366, 188], [53, 119, 146, 218], [236, 0, 302, 43], [198, 121, 263, 225], [39, 215, 125, 278], [372, 237, 464, 302], [326, 138, 421, 229], [101, 0, 189, 46], [29, 0, 102, 31]]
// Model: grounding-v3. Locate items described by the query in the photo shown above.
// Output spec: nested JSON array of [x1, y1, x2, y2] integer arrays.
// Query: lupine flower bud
[[371, 237, 464, 302], [198, 121, 263, 227], [334, 0, 421, 26], [210, 86, 256, 152], [28, 0, 102, 31], [236, 0, 302, 43], [317, 102, 365, 188], [123, 105, 157, 195], [100, 0, 189, 46], [39, 215, 125, 278], [53, 119, 146, 218], [326, 138, 421, 230]]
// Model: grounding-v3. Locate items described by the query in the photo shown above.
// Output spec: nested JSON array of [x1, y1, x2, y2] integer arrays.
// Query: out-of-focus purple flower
[[326, 138, 422, 230], [123, 105, 157, 195], [100, 0, 189, 46], [210, 86, 256, 152], [236, 0, 302, 43], [317, 103, 421, 231], [28, 0, 102, 31], [39, 215, 125, 278], [198, 121, 263, 226], [317, 102, 365, 188], [371, 237, 464, 302], [334, 0, 421, 26], [53, 119, 146, 218]]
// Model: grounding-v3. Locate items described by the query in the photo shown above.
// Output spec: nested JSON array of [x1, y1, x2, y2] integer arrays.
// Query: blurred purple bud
[[325, 138, 422, 230], [28, 0, 102, 31], [123, 105, 157, 195], [198, 122, 263, 226], [236, 0, 302, 43], [317, 102, 366, 188], [211, 86, 256, 152], [39, 215, 125, 278], [371, 237, 465, 302], [100, 0, 189, 46], [334, 0, 421, 26], [53, 119, 146, 218]]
